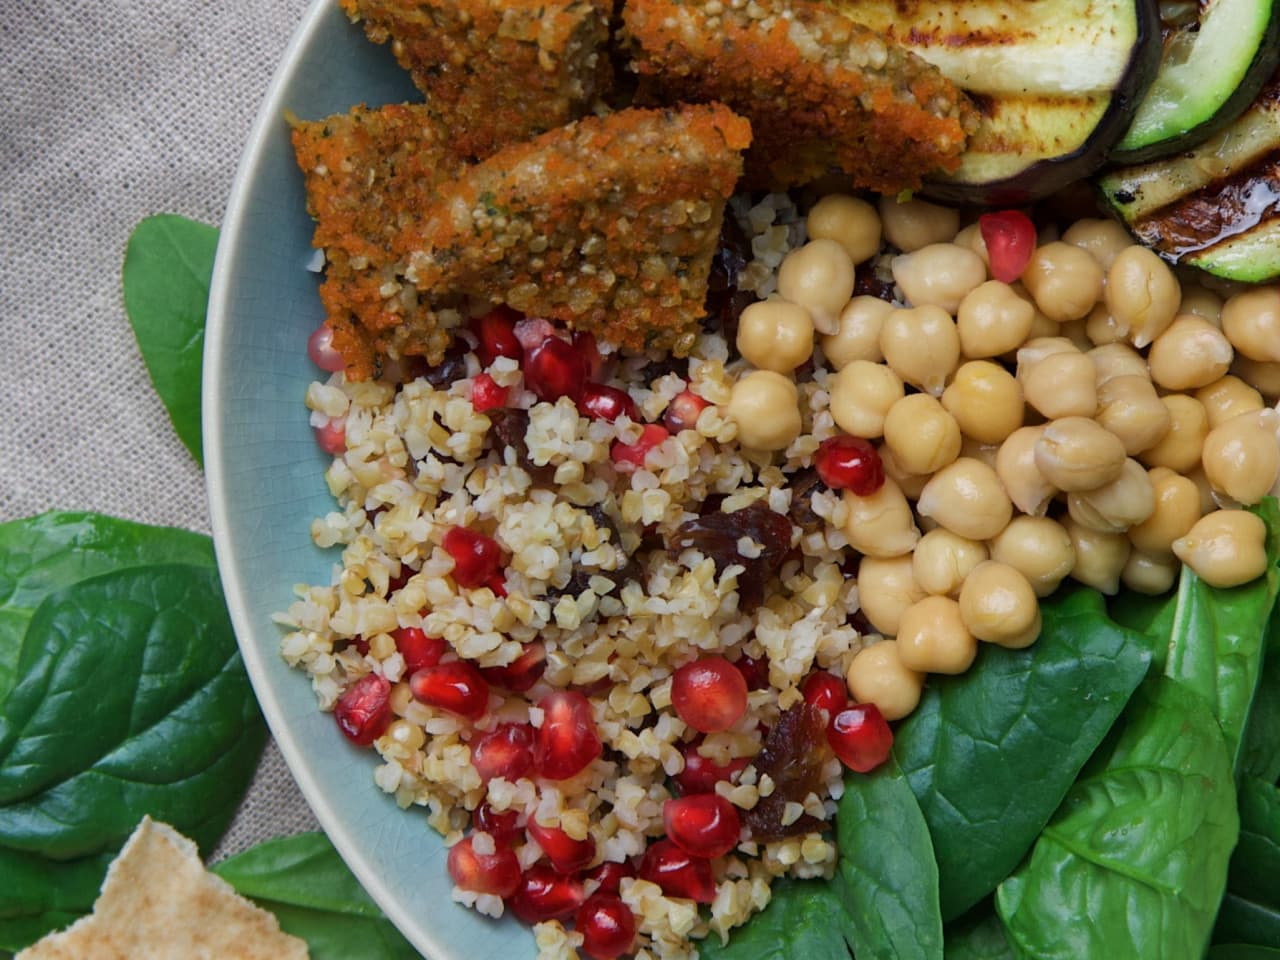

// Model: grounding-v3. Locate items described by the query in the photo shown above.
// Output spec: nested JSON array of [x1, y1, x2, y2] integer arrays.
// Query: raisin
[[786, 469, 824, 535], [668, 501, 793, 611], [703, 215, 755, 350], [742, 704, 829, 842], [488, 408, 556, 484], [853, 256, 896, 303], [422, 343, 469, 390]]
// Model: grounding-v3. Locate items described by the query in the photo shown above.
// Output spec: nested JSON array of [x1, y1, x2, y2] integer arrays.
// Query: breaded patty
[[339, 0, 613, 161], [622, 0, 978, 192]]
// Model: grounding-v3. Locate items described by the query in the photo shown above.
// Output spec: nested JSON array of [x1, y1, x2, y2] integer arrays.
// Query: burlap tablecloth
[[1, 0, 321, 856]]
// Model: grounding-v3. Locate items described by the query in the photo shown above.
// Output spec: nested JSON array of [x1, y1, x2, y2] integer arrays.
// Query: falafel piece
[[622, 0, 979, 193], [339, 0, 613, 161], [396, 103, 752, 358]]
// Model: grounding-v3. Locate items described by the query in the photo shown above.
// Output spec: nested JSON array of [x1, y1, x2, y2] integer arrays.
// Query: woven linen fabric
[[1, 0, 320, 855]]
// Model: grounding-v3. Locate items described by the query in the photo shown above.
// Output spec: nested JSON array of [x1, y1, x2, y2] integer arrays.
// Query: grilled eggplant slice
[[1112, 0, 1280, 163], [832, 0, 1161, 205], [1099, 70, 1280, 282]]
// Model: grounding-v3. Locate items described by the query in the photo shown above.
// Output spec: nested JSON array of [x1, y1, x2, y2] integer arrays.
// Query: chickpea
[[726, 370, 802, 451], [958, 560, 1041, 649], [1059, 318, 1094, 353], [877, 196, 959, 253], [1015, 336, 1077, 374], [1067, 457, 1155, 533], [1034, 416, 1127, 492], [1021, 242, 1105, 322], [1019, 296, 1060, 344], [736, 298, 815, 374], [1019, 349, 1098, 420], [1121, 550, 1180, 595], [912, 528, 988, 597], [940, 361, 1024, 445], [897, 596, 978, 674], [1105, 246, 1181, 348], [1188, 464, 1219, 515], [1088, 342, 1148, 385], [1178, 284, 1223, 326], [1062, 217, 1132, 270], [892, 243, 987, 315], [1063, 516, 1131, 595], [823, 296, 893, 368], [1221, 287, 1280, 362], [846, 640, 925, 721], [806, 194, 881, 264], [990, 516, 1076, 597], [953, 222, 990, 268], [842, 476, 921, 558], [1147, 315, 1233, 391], [1096, 375, 1171, 455], [1196, 376, 1265, 429], [878, 443, 932, 500], [879, 305, 961, 396], [1174, 509, 1269, 588], [959, 436, 1000, 469], [1202, 409, 1280, 505], [884, 393, 962, 475], [917, 457, 1013, 541], [1232, 356, 1280, 401], [1084, 304, 1126, 346], [777, 238, 855, 335], [996, 425, 1055, 516], [856, 555, 926, 636], [1139, 394, 1209, 473], [829, 360, 904, 438], [1128, 471, 1201, 557], [957, 280, 1035, 358]]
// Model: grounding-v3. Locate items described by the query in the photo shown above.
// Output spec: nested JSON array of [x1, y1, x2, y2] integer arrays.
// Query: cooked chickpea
[[897, 596, 978, 674], [917, 457, 1013, 541], [1196, 376, 1265, 429], [1121, 550, 1179, 595], [1062, 217, 1132, 270], [736, 298, 815, 374], [1128, 471, 1201, 557], [829, 360, 904, 438], [1147, 315, 1233, 391], [842, 476, 921, 558], [726, 370, 802, 451], [823, 296, 893, 368], [1060, 318, 1094, 353], [959, 436, 1000, 469], [1019, 348, 1098, 419], [1096, 375, 1171, 455], [1034, 417, 1127, 492], [1067, 457, 1155, 533], [958, 560, 1041, 649], [846, 640, 925, 721], [1084, 304, 1126, 346], [1105, 246, 1181, 348], [957, 280, 1035, 358], [879, 305, 961, 396], [1021, 242, 1105, 322], [1015, 335, 1077, 372], [1088, 342, 1149, 385], [1232, 356, 1280, 400], [877, 196, 959, 253], [990, 516, 1076, 597], [1019, 296, 1060, 344], [1188, 464, 1219, 515], [884, 393, 962, 475], [806, 194, 881, 264], [953, 222, 990, 268], [1178, 284, 1223, 326], [1173, 509, 1269, 588], [776, 238, 856, 336], [912, 528, 988, 597], [892, 243, 987, 315], [995, 425, 1056, 516], [941, 361, 1024, 445], [1221, 287, 1280, 362], [1202, 409, 1280, 505], [1064, 516, 1131, 595], [857, 555, 926, 636], [878, 443, 932, 500], [1139, 394, 1209, 473]]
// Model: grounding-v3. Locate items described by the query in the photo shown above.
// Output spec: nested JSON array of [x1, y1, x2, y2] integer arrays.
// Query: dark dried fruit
[[668, 501, 793, 611], [422, 345, 470, 390], [742, 704, 829, 842], [488, 408, 556, 484], [853, 255, 896, 303], [703, 215, 756, 349], [786, 468, 825, 535]]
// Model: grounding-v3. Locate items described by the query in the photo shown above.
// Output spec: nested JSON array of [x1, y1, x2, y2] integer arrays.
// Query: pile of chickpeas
[[723, 192, 1280, 723]]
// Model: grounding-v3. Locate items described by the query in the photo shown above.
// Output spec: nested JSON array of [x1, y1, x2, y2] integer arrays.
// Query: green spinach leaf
[[0, 847, 113, 953], [997, 680, 1239, 959], [1215, 897, 1280, 951], [1241, 611, 1280, 785], [122, 214, 218, 465], [944, 909, 1015, 960], [1230, 778, 1280, 908], [1208, 947, 1280, 959], [697, 877, 853, 960], [893, 586, 1151, 920], [211, 832, 418, 960]]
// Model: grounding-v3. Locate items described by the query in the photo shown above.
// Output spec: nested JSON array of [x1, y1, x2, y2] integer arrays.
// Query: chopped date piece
[[422, 343, 470, 391], [785, 467, 825, 534], [742, 704, 830, 842], [487, 408, 557, 484], [702, 214, 755, 350], [853, 255, 897, 302], [668, 501, 793, 611]]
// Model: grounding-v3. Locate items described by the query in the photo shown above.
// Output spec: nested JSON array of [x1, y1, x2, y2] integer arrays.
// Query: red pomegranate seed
[[333, 673, 392, 746], [638, 839, 715, 903], [314, 417, 346, 455], [508, 863, 585, 923], [447, 835, 521, 898], [815, 435, 884, 495], [671, 656, 748, 733], [663, 794, 741, 859], [576, 894, 637, 960], [534, 690, 602, 780], [392, 626, 446, 674], [409, 661, 490, 720], [525, 336, 587, 403], [481, 642, 547, 693], [733, 654, 769, 691], [828, 703, 894, 773], [471, 373, 509, 412], [580, 383, 638, 423], [610, 424, 670, 471], [443, 526, 504, 589], [674, 744, 749, 795], [978, 209, 1037, 284], [306, 323, 346, 373], [572, 330, 605, 381], [514, 316, 558, 355], [475, 804, 521, 847], [528, 820, 596, 874], [662, 390, 710, 433], [586, 860, 636, 896], [802, 671, 848, 719], [472, 307, 523, 367], [471, 723, 535, 784]]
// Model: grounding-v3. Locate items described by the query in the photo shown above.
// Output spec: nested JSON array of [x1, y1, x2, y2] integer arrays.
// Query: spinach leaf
[[0, 847, 113, 953], [1230, 778, 1280, 908], [1216, 897, 1280, 951], [997, 680, 1239, 959], [697, 877, 854, 960], [833, 758, 943, 960], [211, 832, 418, 960], [944, 909, 1015, 960], [0, 512, 214, 705], [893, 586, 1151, 920], [122, 214, 218, 465], [1209, 947, 1280, 959], [1241, 611, 1280, 785]]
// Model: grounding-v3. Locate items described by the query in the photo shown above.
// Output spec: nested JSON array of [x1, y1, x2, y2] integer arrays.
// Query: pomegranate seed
[[525, 336, 587, 402], [471, 723, 535, 784], [333, 673, 392, 746], [508, 863, 585, 923], [314, 417, 346, 455], [471, 373, 509, 412], [979, 209, 1037, 284], [674, 744, 749, 795], [409, 661, 489, 720], [585, 860, 636, 896], [663, 794, 741, 859], [392, 627, 446, 674], [447, 835, 521, 897], [576, 894, 637, 960], [671, 656, 748, 733], [534, 690, 602, 780], [610, 424, 670, 471], [475, 804, 521, 846], [572, 330, 605, 380], [443, 526, 504, 589], [306, 323, 346, 373], [579, 383, 638, 423], [638, 839, 715, 903], [828, 703, 894, 773], [802, 671, 848, 719], [480, 642, 547, 693], [528, 820, 596, 874], [514, 316, 558, 355], [662, 390, 710, 433], [815, 435, 884, 495], [733, 654, 769, 691], [472, 307, 522, 367]]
